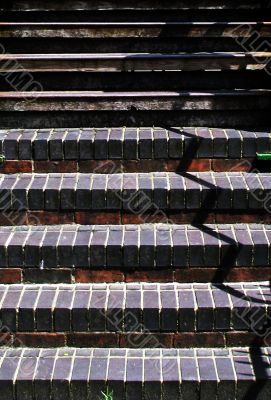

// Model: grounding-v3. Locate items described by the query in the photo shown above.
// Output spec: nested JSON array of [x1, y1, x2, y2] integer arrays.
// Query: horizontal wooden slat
[[0, 52, 270, 72], [0, 22, 270, 38], [1, 0, 270, 11], [0, 90, 270, 111]]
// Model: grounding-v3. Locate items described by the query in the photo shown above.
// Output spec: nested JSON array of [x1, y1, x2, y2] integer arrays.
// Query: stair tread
[[1, 9, 269, 23], [0, 282, 270, 333], [0, 223, 270, 268], [0, 171, 270, 212], [1, 127, 268, 161], [0, 346, 270, 397]]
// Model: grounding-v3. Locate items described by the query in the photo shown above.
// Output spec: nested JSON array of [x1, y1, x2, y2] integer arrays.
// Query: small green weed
[[101, 388, 113, 400]]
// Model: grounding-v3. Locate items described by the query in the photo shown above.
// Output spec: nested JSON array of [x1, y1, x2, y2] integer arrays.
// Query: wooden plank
[[0, 22, 270, 38], [0, 53, 270, 72], [0, 90, 270, 111], [0, 0, 269, 11]]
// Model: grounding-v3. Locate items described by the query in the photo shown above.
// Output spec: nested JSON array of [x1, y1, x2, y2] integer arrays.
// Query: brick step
[[0, 91, 270, 129], [1, 52, 270, 71], [0, 347, 270, 400], [1, 0, 269, 11], [1, 128, 269, 161], [0, 224, 271, 269], [0, 282, 270, 334], [1, 172, 271, 212]]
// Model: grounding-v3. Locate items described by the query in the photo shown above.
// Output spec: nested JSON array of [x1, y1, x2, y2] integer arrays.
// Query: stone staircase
[[0, 1, 270, 399]]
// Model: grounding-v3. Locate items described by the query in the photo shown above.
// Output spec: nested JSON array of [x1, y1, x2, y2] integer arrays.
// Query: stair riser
[[1, 56, 270, 72], [1, 9, 270, 22], [0, 210, 270, 228], [0, 110, 269, 129], [1, 266, 271, 285], [1, 24, 270, 38], [1, 37, 265, 53], [0, 160, 259, 174], [3, 331, 271, 349], [0, 159, 260, 174], [1, 0, 269, 11], [1, 71, 271, 90]]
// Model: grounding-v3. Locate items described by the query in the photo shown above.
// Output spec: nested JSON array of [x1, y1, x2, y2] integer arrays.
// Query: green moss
[[257, 153, 271, 161]]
